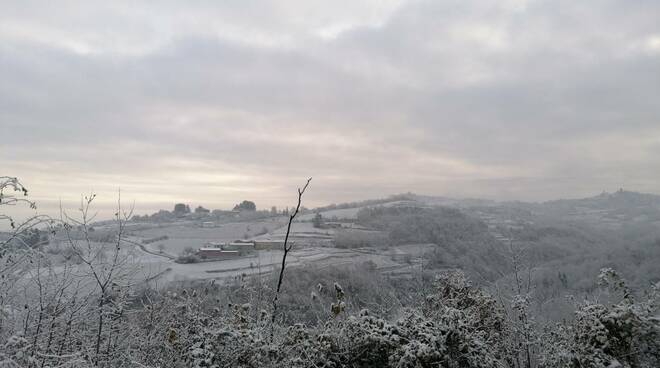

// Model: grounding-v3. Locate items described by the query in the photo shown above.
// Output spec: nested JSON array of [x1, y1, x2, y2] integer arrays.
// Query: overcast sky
[[1, 0, 659, 216]]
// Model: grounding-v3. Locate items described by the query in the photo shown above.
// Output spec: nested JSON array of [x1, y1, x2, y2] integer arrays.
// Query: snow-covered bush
[[539, 269, 660, 368], [128, 270, 511, 368]]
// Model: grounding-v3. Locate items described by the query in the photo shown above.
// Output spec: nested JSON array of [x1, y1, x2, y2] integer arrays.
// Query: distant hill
[[536, 190, 660, 226], [310, 193, 417, 212], [303, 194, 421, 220], [409, 194, 497, 208], [543, 189, 660, 210], [309, 193, 496, 214]]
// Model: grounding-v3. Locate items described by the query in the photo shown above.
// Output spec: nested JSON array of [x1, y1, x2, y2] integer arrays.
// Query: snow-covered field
[[134, 243, 435, 285], [130, 219, 285, 255], [106, 218, 431, 285], [40, 217, 429, 288]]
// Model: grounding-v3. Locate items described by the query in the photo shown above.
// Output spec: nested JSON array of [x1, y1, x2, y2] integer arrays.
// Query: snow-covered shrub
[[539, 269, 660, 368], [311, 271, 508, 367]]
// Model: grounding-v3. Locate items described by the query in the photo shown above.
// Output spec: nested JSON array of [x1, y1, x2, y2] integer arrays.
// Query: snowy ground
[[132, 243, 435, 286], [38, 218, 432, 288], [129, 218, 286, 255]]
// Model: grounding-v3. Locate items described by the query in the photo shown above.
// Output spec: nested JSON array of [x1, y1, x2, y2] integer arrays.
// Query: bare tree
[[0, 177, 91, 367], [499, 234, 537, 368], [60, 190, 135, 366], [271, 177, 311, 327], [0, 177, 53, 341]]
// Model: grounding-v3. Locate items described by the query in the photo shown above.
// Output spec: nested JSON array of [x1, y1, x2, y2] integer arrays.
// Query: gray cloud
[[1, 0, 659, 216]]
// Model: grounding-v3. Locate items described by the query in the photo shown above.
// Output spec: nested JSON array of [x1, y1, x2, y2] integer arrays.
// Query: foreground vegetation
[[2, 262, 657, 367]]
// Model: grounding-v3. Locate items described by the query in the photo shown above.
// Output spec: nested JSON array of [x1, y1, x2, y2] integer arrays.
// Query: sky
[[1, 0, 659, 218]]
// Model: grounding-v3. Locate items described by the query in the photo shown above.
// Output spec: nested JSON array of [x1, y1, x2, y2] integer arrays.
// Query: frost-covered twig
[[271, 178, 311, 330]]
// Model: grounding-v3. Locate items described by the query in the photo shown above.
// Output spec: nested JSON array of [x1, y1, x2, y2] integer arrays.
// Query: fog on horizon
[[2, 0, 659, 217]]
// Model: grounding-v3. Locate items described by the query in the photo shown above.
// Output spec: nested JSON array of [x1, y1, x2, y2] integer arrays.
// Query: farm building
[[224, 241, 256, 251], [254, 240, 284, 250], [196, 248, 241, 260], [200, 240, 255, 256]]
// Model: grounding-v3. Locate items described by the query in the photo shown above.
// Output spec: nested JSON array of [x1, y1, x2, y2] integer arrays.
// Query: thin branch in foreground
[[271, 177, 312, 328]]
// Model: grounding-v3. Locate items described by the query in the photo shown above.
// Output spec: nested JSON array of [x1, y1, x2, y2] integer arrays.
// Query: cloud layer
[[1, 0, 659, 215]]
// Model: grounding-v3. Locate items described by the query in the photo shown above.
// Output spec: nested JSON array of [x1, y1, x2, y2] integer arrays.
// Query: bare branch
[[271, 177, 312, 328]]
